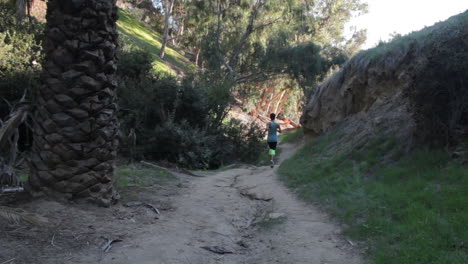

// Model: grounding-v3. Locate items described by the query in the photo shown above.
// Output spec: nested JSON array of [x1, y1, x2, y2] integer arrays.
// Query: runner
[[265, 113, 281, 168]]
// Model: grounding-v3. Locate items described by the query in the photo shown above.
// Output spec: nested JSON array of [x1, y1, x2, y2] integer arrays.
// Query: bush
[[141, 120, 217, 168], [117, 49, 264, 168], [0, 2, 43, 117], [221, 119, 264, 163], [410, 36, 468, 146], [117, 44, 153, 79]]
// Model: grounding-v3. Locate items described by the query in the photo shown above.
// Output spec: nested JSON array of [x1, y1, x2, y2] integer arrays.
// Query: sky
[[347, 0, 468, 49]]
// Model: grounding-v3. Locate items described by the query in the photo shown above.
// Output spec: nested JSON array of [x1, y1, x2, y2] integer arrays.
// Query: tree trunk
[[15, 0, 27, 21], [173, 16, 184, 46], [159, 0, 174, 59], [274, 89, 286, 114], [277, 89, 292, 114], [194, 47, 200, 66], [29, 0, 120, 207], [227, 0, 265, 73]]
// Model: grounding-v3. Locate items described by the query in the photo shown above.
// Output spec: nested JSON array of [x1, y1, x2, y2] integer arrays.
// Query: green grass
[[352, 10, 467, 69], [18, 171, 28, 182], [117, 9, 195, 75], [279, 136, 468, 264], [280, 128, 303, 144], [257, 214, 287, 230], [114, 163, 175, 189]]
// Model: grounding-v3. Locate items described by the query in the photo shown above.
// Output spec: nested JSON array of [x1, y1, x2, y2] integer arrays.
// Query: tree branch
[[227, 0, 265, 73], [253, 19, 282, 31]]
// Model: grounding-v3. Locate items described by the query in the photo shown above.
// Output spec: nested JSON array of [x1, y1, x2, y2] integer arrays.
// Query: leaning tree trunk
[[29, 0, 120, 207], [15, 0, 27, 21], [159, 0, 174, 59]]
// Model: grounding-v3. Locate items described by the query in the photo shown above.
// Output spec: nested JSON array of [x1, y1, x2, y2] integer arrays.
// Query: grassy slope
[[279, 137, 468, 263], [117, 9, 195, 75], [279, 11, 468, 264], [349, 10, 467, 70], [280, 128, 303, 144]]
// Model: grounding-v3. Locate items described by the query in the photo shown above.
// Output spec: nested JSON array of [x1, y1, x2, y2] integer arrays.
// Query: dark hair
[[270, 113, 276, 121]]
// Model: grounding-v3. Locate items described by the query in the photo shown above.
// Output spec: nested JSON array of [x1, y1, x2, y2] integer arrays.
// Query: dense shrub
[[0, 2, 43, 154], [117, 48, 264, 168], [410, 36, 468, 146], [0, 1, 43, 117], [117, 44, 153, 79]]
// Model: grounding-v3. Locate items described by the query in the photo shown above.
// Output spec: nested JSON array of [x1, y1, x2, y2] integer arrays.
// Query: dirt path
[[91, 143, 362, 264]]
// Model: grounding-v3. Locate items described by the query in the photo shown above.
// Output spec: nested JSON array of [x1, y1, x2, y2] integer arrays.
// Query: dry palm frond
[[0, 206, 49, 226], [0, 104, 30, 150]]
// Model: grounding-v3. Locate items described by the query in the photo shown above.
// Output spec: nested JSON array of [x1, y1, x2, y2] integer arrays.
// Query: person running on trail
[[266, 113, 281, 168]]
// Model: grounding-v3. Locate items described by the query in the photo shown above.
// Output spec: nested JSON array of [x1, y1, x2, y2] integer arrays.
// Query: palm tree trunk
[[29, 0, 120, 207]]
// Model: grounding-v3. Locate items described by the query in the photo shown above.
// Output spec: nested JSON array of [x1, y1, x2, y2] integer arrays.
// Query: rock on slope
[[301, 10, 468, 149]]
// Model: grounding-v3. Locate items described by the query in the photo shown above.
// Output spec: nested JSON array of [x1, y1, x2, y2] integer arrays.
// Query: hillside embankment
[[301, 10, 468, 151], [280, 10, 468, 264], [27, 0, 193, 76]]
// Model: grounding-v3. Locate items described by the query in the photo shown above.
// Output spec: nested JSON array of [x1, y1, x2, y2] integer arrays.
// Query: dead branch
[[253, 19, 282, 30], [0, 104, 30, 150], [0, 258, 16, 264], [51, 233, 62, 249], [200, 246, 234, 255], [346, 238, 355, 246], [140, 160, 204, 177], [1, 187, 24, 193], [125, 201, 160, 216], [101, 238, 123, 252], [0, 206, 49, 226]]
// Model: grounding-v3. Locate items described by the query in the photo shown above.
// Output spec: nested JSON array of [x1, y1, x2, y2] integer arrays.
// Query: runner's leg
[[268, 142, 277, 167]]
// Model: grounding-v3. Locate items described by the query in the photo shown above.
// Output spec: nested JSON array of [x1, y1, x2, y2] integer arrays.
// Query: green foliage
[[117, 49, 264, 169], [410, 33, 468, 146], [0, 1, 43, 116], [182, 0, 367, 113], [279, 136, 468, 264], [280, 128, 303, 144], [116, 8, 194, 75], [117, 44, 154, 79], [222, 119, 265, 163], [339, 10, 468, 147], [114, 163, 175, 190], [263, 42, 331, 93]]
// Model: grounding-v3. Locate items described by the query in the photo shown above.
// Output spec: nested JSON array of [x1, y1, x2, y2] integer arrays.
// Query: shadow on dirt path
[[81, 143, 363, 264]]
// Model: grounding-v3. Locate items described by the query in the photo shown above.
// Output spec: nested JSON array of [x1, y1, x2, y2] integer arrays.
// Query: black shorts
[[268, 142, 277, 150]]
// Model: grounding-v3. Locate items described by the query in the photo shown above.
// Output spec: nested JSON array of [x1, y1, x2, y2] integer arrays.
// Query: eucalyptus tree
[[188, 0, 367, 118], [29, 0, 120, 206], [158, 0, 176, 58]]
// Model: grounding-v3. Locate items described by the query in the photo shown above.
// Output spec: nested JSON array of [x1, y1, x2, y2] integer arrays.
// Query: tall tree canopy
[[173, 0, 368, 118]]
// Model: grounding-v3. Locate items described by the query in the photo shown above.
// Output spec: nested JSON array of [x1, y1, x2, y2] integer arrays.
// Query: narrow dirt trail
[[96, 143, 362, 264]]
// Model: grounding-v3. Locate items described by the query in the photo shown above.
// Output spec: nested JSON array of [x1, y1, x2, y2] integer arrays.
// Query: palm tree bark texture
[[29, 0, 120, 207]]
